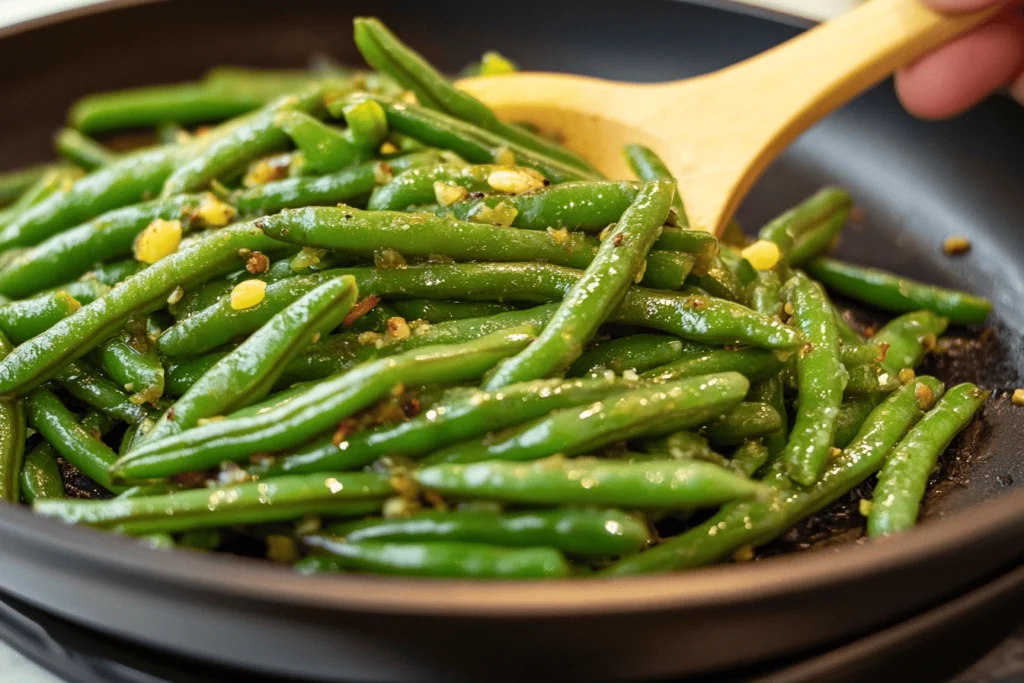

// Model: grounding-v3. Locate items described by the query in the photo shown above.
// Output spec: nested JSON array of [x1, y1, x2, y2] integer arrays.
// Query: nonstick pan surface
[[0, 1, 1021, 681]]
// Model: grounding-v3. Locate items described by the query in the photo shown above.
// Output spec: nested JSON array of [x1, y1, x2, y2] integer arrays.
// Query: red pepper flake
[[166, 407, 175, 421], [876, 342, 890, 363], [613, 234, 625, 247], [343, 295, 382, 326], [402, 397, 422, 418], [332, 419, 359, 446], [685, 295, 708, 310]]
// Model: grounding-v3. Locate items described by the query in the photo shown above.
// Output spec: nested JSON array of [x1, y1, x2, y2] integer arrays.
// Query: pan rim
[[0, 0, 1021, 621]]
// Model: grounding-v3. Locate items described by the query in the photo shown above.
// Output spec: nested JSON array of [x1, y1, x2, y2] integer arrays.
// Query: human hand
[[895, 0, 1024, 118]]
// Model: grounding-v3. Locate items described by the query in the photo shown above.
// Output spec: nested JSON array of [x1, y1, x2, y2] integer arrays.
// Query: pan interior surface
[[0, 1, 1021, 681]]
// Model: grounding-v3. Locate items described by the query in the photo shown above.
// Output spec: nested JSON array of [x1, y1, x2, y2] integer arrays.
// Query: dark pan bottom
[[2, 565, 1021, 683]]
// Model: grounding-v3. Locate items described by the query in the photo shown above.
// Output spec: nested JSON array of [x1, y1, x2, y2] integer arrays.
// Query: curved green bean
[[704, 402, 783, 447], [873, 310, 950, 376], [54, 128, 117, 170], [0, 290, 80, 344], [567, 334, 695, 378], [0, 331, 24, 502], [19, 442, 64, 504], [55, 361, 149, 424], [642, 347, 790, 384]]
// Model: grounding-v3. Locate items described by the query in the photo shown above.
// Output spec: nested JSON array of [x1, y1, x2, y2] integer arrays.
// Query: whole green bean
[[424, 373, 750, 466], [279, 110, 369, 174], [0, 290, 80, 344], [623, 143, 688, 226], [872, 311, 950, 376], [0, 167, 80, 231], [704, 402, 783, 447], [388, 299, 516, 323], [55, 361, 149, 424], [54, 128, 117, 170], [25, 388, 124, 493], [88, 260, 142, 287], [748, 269, 788, 463], [789, 210, 848, 267], [758, 187, 852, 264], [633, 431, 731, 469], [369, 163, 499, 210], [604, 377, 943, 575], [415, 454, 769, 508], [806, 257, 991, 326], [781, 272, 848, 486], [844, 361, 902, 395], [34, 472, 389, 534], [835, 394, 884, 449], [258, 376, 639, 475], [80, 409, 119, 439], [642, 347, 790, 384], [0, 222, 280, 396], [159, 263, 802, 358], [0, 193, 229, 298], [232, 161, 379, 215], [19, 442, 64, 503], [567, 334, 696, 378], [113, 327, 536, 479], [487, 182, 676, 387], [0, 164, 57, 208], [0, 331, 23, 502], [868, 383, 987, 537], [353, 18, 599, 178], [90, 337, 165, 404], [325, 507, 650, 556], [142, 276, 357, 444], [262, 204, 691, 290], [299, 540, 570, 579]]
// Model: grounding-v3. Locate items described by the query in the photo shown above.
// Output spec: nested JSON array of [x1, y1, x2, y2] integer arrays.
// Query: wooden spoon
[[456, 0, 998, 235]]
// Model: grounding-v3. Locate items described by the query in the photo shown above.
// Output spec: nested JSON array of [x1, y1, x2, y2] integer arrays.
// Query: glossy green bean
[[113, 327, 536, 479], [415, 454, 769, 508], [806, 257, 991, 326], [642, 347, 790, 384], [34, 472, 389, 534], [258, 204, 693, 290], [424, 373, 750, 466], [25, 388, 124, 492], [635, 431, 729, 468], [873, 311, 950, 376], [353, 18, 599, 177], [0, 167, 80, 231], [19, 441, 64, 503], [54, 128, 117, 170], [567, 334, 696, 378], [299, 540, 570, 579], [0, 164, 56, 208], [279, 110, 370, 174], [485, 182, 676, 387], [704, 402, 783, 447], [730, 440, 770, 478], [603, 377, 944, 575], [142, 276, 357, 444], [55, 361, 149, 424], [0, 290, 80, 343], [90, 336, 165, 404], [0, 332, 23, 502], [748, 269, 788, 463], [623, 143, 688, 226], [369, 163, 498, 210], [781, 272, 848, 486], [757, 187, 852, 261], [88, 260, 142, 287], [0, 222, 280, 396], [835, 394, 884, 449], [80, 409, 119, 439], [388, 299, 516, 323], [789, 209, 848, 267], [258, 376, 639, 475], [0, 193, 226, 298], [232, 161, 379, 215], [326, 507, 650, 556], [868, 383, 987, 537]]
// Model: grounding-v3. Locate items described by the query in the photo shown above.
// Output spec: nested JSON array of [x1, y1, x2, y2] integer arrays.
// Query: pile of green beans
[[0, 18, 993, 579]]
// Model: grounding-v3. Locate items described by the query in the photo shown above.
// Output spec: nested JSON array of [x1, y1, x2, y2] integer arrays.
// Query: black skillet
[[0, 1, 1021, 681]]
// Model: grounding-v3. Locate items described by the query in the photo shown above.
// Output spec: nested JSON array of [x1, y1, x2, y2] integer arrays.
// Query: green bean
[[704, 402, 783, 447], [0, 167, 79, 231], [113, 327, 536, 479], [806, 257, 991, 326], [341, 99, 389, 150], [34, 472, 389, 534], [89, 337, 165, 404], [326, 507, 650, 557], [623, 143, 688, 226], [25, 388, 124, 493], [642, 347, 790, 384], [603, 377, 943, 575], [232, 161, 380, 215], [0, 332, 23, 502], [0, 290, 80, 344], [80, 409, 119, 439], [142, 276, 358, 444], [299, 540, 570, 579], [87, 260, 142, 287], [844, 361, 902, 395], [873, 311, 950, 376], [634, 431, 730, 468], [758, 187, 852, 264], [388, 299, 516, 323], [279, 110, 369, 174], [160, 89, 327, 198], [353, 18, 599, 178], [747, 269, 788, 462], [54, 128, 117, 170], [781, 272, 848, 486], [258, 376, 639, 475], [0, 164, 57, 208], [55, 361, 149, 424], [789, 209, 848, 267], [567, 334, 697, 378], [19, 442, 64, 504], [689, 255, 748, 304], [868, 383, 988, 537], [415, 454, 769, 508], [369, 163, 498, 210], [0, 193, 230, 298], [835, 394, 883, 449], [730, 440, 770, 478], [41, 280, 108, 306], [487, 182, 677, 387], [259, 204, 692, 290], [424, 373, 750, 466], [0, 222, 280, 396]]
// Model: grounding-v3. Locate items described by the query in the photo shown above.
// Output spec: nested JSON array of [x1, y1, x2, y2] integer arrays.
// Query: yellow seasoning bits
[[243, 154, 291, 188], [378, 140, 399, 155], [741, 240, 781, 271], [732, 546, 755, 562], [385, 316, 412, 342], [433, 181, 469, 207], [943, 236, 972, 256], [194, 193, 237, 227], [229, 279, 267, 310], [859, 498, 873, 517], [1011, 389, 1024, 406], [479, 51, 518, 76], [899, 368, 916, 384], [133, 218, 182, 264], [494, 147, 516, 166], [166, 286, 185, 306], [487, 167, 545, 194]]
